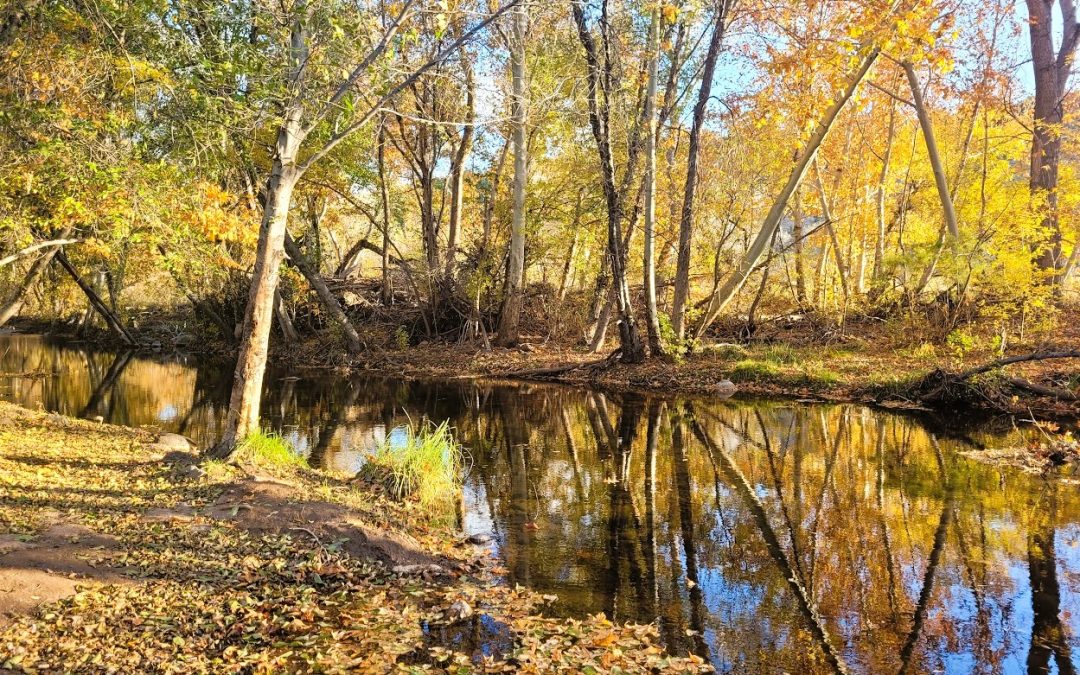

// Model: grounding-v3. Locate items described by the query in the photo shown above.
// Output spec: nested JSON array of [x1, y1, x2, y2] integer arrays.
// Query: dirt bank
[[0, 403, 709, 672]]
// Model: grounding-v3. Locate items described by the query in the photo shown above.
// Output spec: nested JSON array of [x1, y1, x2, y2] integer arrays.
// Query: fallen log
[[1006, 376, 1079, 401], [915, 349, 1080, 405], [956, 350, 1080, 381]]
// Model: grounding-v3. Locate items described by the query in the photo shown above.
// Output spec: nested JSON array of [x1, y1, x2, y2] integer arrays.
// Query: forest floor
[[0, 402, 709, 673]]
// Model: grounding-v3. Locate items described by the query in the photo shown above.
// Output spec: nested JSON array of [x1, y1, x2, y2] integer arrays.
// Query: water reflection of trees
[[2, 335, 1078, 673]]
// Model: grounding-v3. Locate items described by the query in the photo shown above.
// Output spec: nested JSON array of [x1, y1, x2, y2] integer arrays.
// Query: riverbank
[[9, 312, 1080, 421], [329, 338, 1080, 421], [0, 402, 709, 673]]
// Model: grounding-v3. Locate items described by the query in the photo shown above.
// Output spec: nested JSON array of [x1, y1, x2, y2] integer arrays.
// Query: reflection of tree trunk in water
[[615, 397, 648, 615], [756, 410, 807, 582], [644, 399, 663, 618], [954, 515, 990, 654], [689, 410, 850, 674], [672, 420, 709, 659], [897, 495, 953, 675], [309, 382, 361, 468], [177, 389, 215, 436], [614, 396, 642, 485], [874, 418, 900, 624], [79, 351, 132, 420], [1027, 488, 1075, 675], [500, 394, 531, 584], [807, 409, 845, 590], [586, 393, 617, 465], [560, 407, 586, 504]]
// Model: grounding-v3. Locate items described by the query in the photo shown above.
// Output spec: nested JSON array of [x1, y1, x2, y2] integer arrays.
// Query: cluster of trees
[[0, 0, 1077, 454]]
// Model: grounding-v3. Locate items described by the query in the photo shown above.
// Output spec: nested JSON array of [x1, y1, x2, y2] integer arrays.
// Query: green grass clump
[[360, 422, 463, 518], [803, 365, 841, 386], [729, 359, 781, 382], [236, 431, 307, 468]]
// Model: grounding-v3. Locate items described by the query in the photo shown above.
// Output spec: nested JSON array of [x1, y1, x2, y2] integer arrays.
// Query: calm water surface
[[2, 333, 1079, 674]]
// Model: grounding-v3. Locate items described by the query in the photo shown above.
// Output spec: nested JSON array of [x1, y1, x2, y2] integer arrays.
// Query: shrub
[[359, 422, 463, 520], [946, 328, 977, 357]]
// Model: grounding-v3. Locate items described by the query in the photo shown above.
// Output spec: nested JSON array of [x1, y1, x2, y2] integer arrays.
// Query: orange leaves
[[178, 182, 256, 247]]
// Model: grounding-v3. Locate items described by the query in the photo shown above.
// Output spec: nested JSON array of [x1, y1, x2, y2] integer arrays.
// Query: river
[[1, 333, 1078, 673]]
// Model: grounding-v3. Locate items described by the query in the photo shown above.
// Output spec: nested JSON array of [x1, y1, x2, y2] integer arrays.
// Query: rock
[[446, 599, 473, 622], [392, 563, 445, 576], [715, 380, 737, 398], [465, 533, 493, 546], [180, 464, 207, 479], [701, 342, 749, 359], [142, 505, 196, 523], [154, 433, 195, 452]]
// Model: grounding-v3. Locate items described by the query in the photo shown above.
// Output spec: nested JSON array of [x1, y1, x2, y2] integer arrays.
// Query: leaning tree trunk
[[0, 225, 74, 327], [212, 157, 299, 457], [55, 251, 136, 345], [695, 48, 878, 338], [903, 62, 959, 241], [283, 233, 363, 353], [496, 2, 528, 347]]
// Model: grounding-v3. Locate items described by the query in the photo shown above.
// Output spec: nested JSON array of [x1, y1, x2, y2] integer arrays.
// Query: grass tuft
[[359, 421, 463, 519], [730, 359, 781, 381], [236, 431, 307, 468]]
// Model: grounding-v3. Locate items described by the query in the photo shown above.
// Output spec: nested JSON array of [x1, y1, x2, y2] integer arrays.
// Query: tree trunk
[[642, 5, 664, 357], [571, 1, 645, 363], [792, 191, 808, 307], [213, 160, 299, 456], [496, 2, 528, 347], [444, 49, 476, 280], [55, 251, 136, 345], [903, 61, 959, 241], [283, 233, 363, 353], [1026, 0, 1079, 279], [273, 287, 300, 343], [695, 49, 877, 337], [558, 189, 585, 302], [872, 98, 897, 289], [672, 5, 728, 344], [0, 226, 74, 327], [377, 122, 394, 305]]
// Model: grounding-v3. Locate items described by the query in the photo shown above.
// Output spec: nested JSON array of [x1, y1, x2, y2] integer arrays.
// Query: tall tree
[[1025, 0, 1080, 279], [210, 1, 517, 459], [571, 0, 646, 363], [641, 2, 665, 356], [671, 0, 732, 346], [497, 1, 529, 346]]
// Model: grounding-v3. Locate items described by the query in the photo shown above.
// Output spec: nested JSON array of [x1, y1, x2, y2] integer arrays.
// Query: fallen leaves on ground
[[0, 403, 711, 673]]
